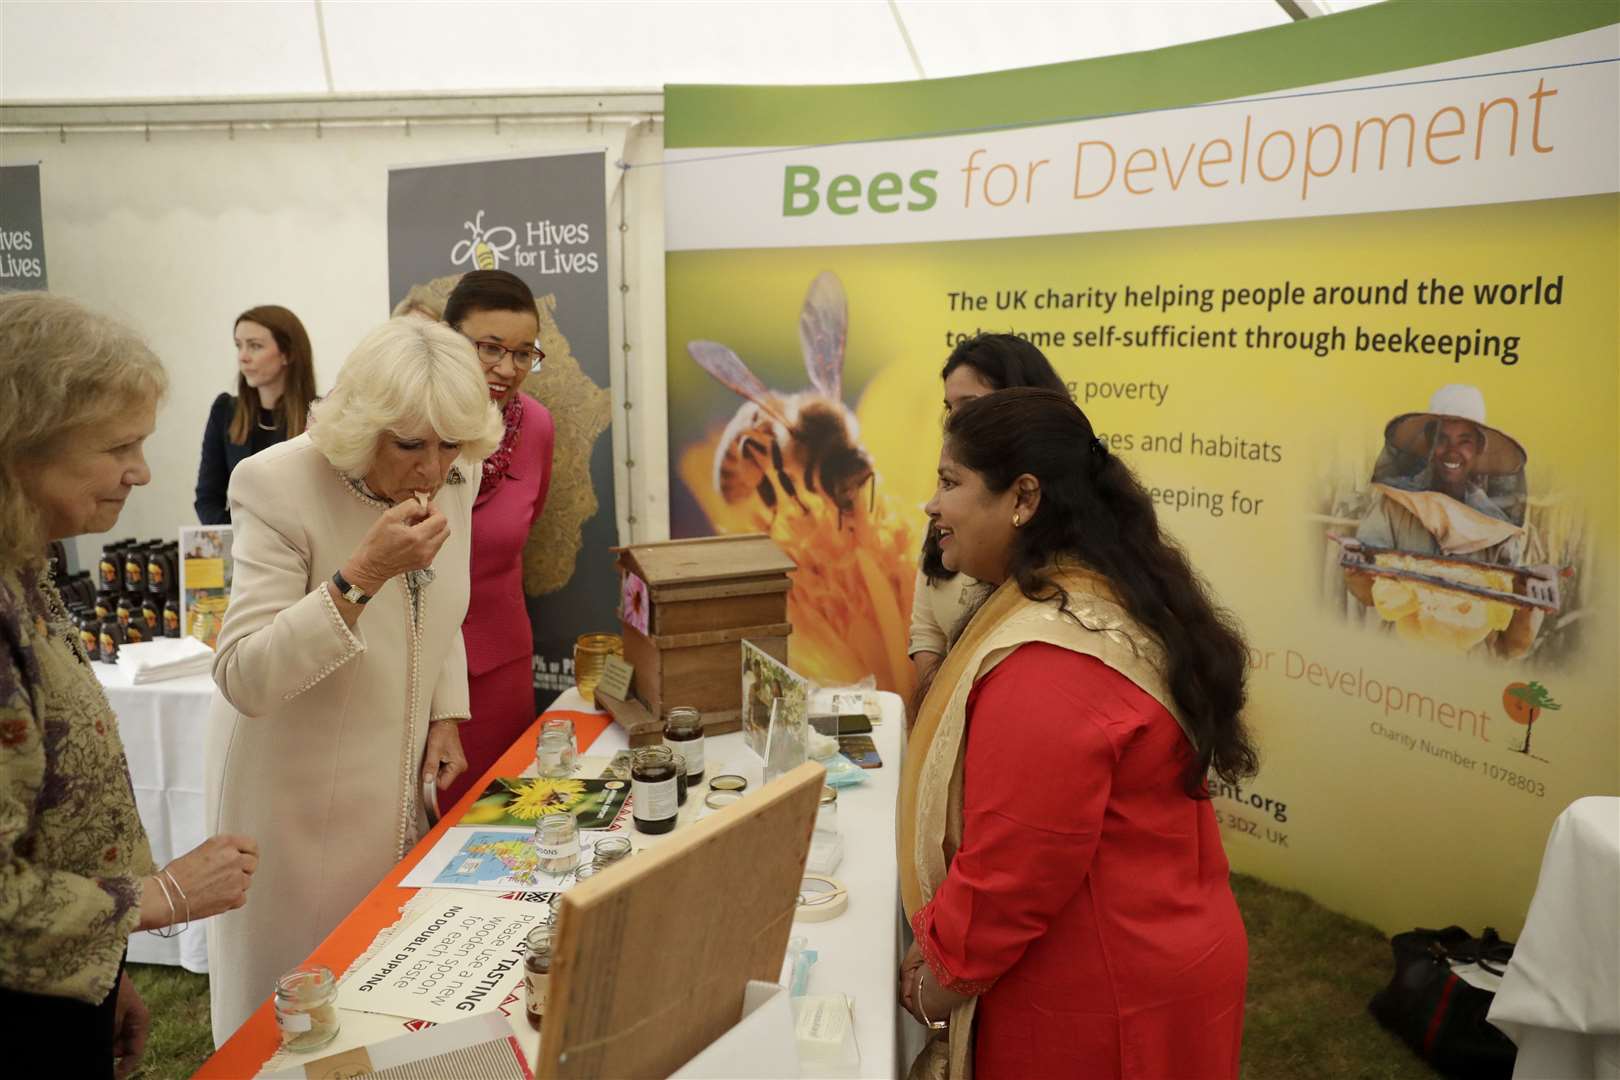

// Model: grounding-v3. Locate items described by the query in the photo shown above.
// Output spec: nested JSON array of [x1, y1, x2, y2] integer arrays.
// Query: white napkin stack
[[116, 636, 215, 684]]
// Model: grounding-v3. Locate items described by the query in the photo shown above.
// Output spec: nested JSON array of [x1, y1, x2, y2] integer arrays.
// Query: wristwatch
[[332, 569, 372, 605]]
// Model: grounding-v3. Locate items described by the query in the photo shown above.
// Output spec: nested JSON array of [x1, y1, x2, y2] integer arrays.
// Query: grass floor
[[126, 873, 1440, 1079]]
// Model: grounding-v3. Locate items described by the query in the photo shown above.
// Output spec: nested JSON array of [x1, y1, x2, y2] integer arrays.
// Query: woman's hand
[[342, 500, 450, 595], [112, 973, 150, 1080], [138, 833, 259, 930], [898, 940, 925, 1014], [898, 939, 970, 1028], [422, 719, 468, 791]]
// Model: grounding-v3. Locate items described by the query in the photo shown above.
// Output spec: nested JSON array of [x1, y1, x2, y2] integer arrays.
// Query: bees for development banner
[[662, 1, 1619, 934], [388, 151, 615, 711]]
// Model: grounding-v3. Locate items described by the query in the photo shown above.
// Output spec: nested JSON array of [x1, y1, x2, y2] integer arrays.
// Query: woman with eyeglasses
[[437, 270, 556, 808]]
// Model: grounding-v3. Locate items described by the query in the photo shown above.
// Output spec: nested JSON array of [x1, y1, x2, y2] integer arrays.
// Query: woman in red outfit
[[437, 271, 555, 809], [897, 387, 1257, 1079]]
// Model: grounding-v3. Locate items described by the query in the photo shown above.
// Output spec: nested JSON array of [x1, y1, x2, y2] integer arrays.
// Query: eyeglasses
[[468, 337, 545, 375]]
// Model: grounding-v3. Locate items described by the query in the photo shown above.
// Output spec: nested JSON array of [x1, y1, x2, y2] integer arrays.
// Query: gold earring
[[1012, 514, 1021, 527]]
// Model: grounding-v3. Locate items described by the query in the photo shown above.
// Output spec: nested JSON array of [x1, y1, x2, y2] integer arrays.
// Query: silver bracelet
[[149, 873, 179, 939], [161, 867, 192, 932], [916, 969, 949, 1031]]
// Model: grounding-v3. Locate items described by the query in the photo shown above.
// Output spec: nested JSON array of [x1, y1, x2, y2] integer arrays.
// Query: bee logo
[[688, 272, 874, 523], [450, 210, 517, 270]]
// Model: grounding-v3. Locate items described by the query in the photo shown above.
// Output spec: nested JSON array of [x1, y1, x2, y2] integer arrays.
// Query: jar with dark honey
[[631, 746, 678, 834], [162, 598, 181, 638], [672, 753, 689, 807], [141, 595, 161, 634], [523, 926, 552, 1031], [662, 706, 705, 782], [124, 609, 151, 645], [115, 594, 137, 629]]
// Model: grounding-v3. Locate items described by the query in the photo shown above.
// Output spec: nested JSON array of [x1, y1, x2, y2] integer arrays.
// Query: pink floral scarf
[[481, 396, 524, 493]]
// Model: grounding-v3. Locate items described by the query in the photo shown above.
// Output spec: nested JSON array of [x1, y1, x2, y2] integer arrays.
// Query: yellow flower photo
[[508, 777, 587, 819], [455, 776, 630, 830]]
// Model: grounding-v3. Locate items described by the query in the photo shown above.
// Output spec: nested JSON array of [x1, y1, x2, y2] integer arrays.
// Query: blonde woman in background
[[205, 317, 502, 1044], [0, 294, 257, 1079]]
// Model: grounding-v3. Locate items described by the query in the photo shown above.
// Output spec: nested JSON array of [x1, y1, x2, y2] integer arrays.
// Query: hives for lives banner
[[0, 165, 48, 290], [663, 1, 1620, 935], [389, 151, 615, 711]]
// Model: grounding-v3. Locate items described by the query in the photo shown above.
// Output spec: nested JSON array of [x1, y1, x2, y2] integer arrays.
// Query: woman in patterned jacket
[[0, 293, 258, 1079]]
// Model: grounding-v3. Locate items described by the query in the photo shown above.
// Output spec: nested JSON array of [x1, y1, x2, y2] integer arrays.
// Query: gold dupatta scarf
[[897, 567, 1190, 1080]]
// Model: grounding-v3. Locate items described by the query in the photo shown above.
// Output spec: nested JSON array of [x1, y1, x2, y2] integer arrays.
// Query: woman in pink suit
[[439, 271, 555, 809]]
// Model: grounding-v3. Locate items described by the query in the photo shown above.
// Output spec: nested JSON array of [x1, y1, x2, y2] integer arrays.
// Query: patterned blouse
[[0, 562, 153, 1004]]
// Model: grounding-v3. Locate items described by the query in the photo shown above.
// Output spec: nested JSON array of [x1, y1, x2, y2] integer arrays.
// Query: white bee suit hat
[[1384, 384, 1527, 476]]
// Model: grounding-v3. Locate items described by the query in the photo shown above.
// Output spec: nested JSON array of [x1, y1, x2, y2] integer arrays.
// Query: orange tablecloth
[[197, 709, 612, 1079]]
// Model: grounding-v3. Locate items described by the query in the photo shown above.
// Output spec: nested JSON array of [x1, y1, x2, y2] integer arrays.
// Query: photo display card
[[741, 639, 810, 777]]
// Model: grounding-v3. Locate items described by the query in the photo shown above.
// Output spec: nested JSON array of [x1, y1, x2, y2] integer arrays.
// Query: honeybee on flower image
[[681, 272, 918, 700]]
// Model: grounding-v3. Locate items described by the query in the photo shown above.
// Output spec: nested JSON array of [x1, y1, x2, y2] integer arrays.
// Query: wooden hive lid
[[615, 533, 797, 589]]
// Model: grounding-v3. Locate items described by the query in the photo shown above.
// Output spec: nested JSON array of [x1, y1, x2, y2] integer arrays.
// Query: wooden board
[[592, 690, 743, 746], [536, 761, 826, 1079], [619, 533, 797, 588]]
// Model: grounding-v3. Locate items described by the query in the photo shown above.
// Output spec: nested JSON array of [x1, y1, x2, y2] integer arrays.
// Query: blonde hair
[[309, 317, 502, 478], [0, 293, 167, 568], [391, 282, 448, 322]]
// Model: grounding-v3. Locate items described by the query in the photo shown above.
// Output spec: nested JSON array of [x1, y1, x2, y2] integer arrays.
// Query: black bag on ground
[[1368, 925, 1518, 1080]]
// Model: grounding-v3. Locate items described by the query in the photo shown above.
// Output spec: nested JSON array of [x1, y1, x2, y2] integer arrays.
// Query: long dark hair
[[444, 270, 537, 327], [230, 305, 315, 444], [922, 333, 1070, 582], [945, 387, 1257, 794]]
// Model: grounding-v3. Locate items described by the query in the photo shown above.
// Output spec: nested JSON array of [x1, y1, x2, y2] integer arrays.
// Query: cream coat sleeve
[[429, 631, 473, 723], [212, 455, 366, 716], [908, 567, 948, 658]]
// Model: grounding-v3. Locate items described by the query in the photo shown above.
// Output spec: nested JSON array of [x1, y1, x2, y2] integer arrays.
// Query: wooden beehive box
[[596, 533, 795, 744]]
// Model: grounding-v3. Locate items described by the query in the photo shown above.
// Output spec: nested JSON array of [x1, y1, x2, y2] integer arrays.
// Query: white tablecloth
[[96, 661, 216, 973], [569, 688, 912, 1078], [1489, 797, 1620, 1079], [251, 687, 913, 1078]]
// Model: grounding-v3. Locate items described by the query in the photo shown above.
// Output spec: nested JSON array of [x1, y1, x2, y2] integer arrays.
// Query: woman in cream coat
[[205, 318, 503, 1044]]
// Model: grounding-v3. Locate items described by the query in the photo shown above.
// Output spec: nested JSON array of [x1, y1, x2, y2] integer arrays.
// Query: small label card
[[596, 655, 635, 701]]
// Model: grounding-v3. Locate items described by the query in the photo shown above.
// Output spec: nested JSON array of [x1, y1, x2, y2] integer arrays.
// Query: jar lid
[[708, 774, 748, 792], [705, 790, 743, 810]]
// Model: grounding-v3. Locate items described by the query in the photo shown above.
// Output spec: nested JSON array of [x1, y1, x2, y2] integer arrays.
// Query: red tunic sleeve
[[913, 643, 1145, 995]]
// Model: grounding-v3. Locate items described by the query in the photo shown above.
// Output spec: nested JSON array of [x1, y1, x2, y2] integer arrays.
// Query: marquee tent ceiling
[[3, 0, 1383, 104]]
